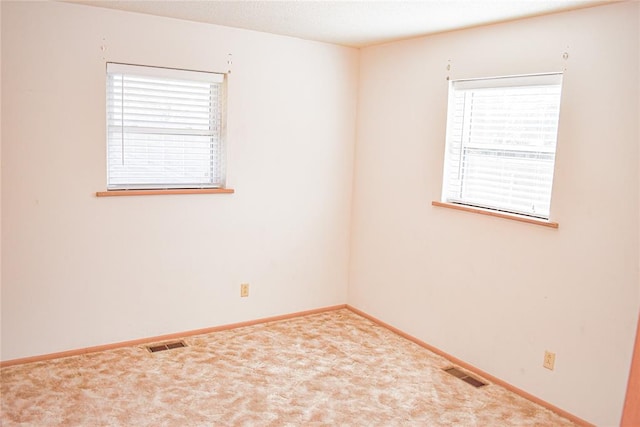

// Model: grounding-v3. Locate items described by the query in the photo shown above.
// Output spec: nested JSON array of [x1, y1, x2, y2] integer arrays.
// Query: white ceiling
[[66, 0, 609, 47]]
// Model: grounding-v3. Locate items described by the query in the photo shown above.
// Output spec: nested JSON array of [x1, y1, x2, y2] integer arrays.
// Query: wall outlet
[[543, 350, 556, 370], [240, 283, 249, 298]]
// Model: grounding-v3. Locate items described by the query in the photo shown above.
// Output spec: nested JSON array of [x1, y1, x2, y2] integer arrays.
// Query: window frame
[[438, 72, 563, 224], [103, 62, 229, 193]]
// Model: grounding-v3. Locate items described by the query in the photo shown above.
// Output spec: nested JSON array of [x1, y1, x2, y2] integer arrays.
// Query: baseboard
[[346, 305, 594, 427], [0, 304, 347, 368]]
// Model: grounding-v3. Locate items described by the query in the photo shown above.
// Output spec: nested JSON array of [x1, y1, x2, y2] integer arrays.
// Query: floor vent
[[443, 366, 488, 388], [146, 341, 187, 353]]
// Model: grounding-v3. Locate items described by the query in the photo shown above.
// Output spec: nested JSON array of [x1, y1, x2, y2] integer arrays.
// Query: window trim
[[440, 72, 563, 220], [96, 188, 234, 197], [103, 62, 228, 192], [432, 201, 558, 228]]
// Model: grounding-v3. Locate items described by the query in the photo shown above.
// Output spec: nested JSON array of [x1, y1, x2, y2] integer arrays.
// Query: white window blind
[[106, 63, 226, 190], [441, 73, 563, 219]]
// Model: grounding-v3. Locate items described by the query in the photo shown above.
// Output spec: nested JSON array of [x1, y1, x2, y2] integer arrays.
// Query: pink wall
[[0, 1, 358, 360], [349, 2, 639, 425]]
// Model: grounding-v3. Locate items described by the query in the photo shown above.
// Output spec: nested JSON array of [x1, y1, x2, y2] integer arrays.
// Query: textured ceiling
[[65, 0, 607, 47]]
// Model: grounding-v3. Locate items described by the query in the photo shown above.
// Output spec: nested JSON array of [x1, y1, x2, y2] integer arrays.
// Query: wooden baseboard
[[0, 304, 347, 368], [346, 305, 594, 427]]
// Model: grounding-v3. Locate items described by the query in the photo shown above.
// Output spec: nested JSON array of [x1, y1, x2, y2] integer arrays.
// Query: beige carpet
[[1, 309, 577, 426]]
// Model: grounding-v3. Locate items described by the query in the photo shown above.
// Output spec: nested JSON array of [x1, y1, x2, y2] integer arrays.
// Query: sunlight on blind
[[442, 73, 563, 219], [106, 63, 225, 190]]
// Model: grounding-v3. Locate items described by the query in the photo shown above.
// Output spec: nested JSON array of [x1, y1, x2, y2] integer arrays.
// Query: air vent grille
[[443, 366, 487, 388], [146, 341, 187, 353]]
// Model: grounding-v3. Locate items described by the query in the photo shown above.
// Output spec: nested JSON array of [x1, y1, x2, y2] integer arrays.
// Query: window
[[106, 63, 226, 190], [440, 73, 563, 220]]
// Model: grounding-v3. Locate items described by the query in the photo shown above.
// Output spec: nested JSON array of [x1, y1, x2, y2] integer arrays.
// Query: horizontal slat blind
[[106, 63, 225, 189], [442, 73, 563, 219]]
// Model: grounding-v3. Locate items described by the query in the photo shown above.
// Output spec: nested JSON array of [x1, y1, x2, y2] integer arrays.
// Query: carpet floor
[[1, 308, 577, 426]]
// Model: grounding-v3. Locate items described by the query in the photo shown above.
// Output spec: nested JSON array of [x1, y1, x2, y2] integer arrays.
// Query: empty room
[[1, 0, 639, 426]]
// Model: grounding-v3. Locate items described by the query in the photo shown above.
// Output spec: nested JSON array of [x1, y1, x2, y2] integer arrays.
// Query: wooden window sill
[[432, 201, 558, 229], [96, 188, 235, 197]]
